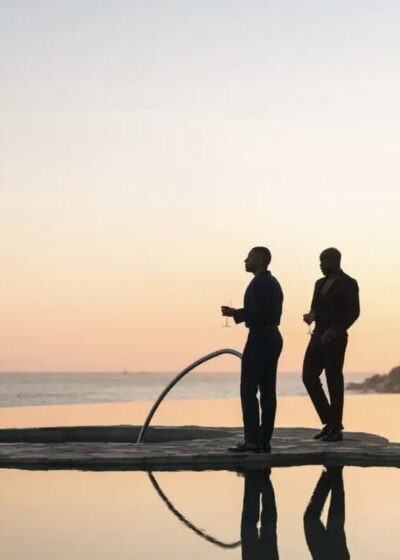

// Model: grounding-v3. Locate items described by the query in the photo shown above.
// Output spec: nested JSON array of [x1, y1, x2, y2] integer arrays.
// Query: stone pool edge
[[0, 426, 399, 471]]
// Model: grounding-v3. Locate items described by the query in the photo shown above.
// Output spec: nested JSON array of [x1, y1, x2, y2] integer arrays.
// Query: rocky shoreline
[[347, 366, 400, 393]]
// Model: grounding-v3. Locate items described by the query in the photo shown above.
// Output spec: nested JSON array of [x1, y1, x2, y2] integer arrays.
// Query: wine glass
[[222, 300, 232, 328], [304, 312, 314, 335]]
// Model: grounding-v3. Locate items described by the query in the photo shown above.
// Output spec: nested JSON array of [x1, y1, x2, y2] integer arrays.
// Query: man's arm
[[347, 279, 360, 328], [235, 280, 280, 327], [304, 281, 319, 324], [221, 306, 245, 323], [233, 308, 245, 324], [321, 280, 360, 342], [223, 278, 282, 327], [310, 280, 320, 312], [333, 280, 360, 332]]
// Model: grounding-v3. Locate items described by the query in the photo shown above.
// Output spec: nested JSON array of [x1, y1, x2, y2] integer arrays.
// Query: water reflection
[[149, 467, 352, 560], [148, 472, 241, 549], [304, 467, 350, 560], [149, 469, 279, 557], [3, 466, 400, 559], [240, 469, 279, 560]]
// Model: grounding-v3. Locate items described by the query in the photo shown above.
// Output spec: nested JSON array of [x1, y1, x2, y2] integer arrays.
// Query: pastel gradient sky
[[1, 1, 399, 373]]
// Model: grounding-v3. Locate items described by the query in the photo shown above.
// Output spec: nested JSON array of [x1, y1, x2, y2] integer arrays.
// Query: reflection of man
[[304, 467, 350, 560], [303, 248, 360, 442], [240, 469, 279, 560], [222, 247, 283, 453]]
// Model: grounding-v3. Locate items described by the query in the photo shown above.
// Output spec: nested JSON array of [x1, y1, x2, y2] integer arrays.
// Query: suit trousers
[[241, 470, 278, 560], [304, 468, 349, 560], [240, 327, 283, 446], [302, 330, 348, 430]]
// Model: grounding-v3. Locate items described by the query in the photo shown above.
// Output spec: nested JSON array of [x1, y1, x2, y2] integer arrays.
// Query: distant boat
[[122, 367, 147, 375]]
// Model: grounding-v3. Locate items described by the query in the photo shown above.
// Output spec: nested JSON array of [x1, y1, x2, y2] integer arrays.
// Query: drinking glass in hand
[[303, 312, 315, 336], [222, 301, 232, 328]]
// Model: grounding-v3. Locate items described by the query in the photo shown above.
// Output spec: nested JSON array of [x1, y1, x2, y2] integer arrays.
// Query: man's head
[[245, 247, 271, 274], [320, 247, 341, 276]]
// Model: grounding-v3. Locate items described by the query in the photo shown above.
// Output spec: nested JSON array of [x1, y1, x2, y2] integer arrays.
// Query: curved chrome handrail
[[148, 472, 241, 549], [136, 348, 242, 443]]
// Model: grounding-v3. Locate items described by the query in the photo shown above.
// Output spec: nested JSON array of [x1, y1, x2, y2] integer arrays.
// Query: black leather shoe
[[313, 425, 332, 440], [322, 429, 343, 442], [260, 443, 271, 453], [227, 442, 260, 453]]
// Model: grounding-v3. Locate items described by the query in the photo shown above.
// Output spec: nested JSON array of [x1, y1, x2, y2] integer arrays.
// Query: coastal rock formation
[[347, 366, 400, 393]]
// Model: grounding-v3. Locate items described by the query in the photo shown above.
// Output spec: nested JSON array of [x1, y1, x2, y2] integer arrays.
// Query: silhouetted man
[[303, 248, 360, 442], [222, 247, 283, 453], [240, 469, 279, 560], [304, 467, 350, 560]]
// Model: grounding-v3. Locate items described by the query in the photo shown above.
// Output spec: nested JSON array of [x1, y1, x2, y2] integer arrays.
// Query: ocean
[[0, 371, 367, 408]]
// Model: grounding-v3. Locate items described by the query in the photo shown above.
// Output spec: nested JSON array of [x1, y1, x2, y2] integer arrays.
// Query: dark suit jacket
[[233, 270, 283, 330], [311, 270, 360, 333]]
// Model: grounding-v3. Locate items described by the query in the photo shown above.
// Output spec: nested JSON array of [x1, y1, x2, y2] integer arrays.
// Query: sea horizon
[[0, 370, 374, 409]]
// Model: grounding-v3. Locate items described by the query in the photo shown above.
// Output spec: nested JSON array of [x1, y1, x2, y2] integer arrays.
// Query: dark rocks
[[347, 366, 400, 393]]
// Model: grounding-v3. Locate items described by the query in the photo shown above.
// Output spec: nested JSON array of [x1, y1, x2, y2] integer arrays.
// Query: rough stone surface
[[347, 366, 400, 393], [0, 426, 398, 471]]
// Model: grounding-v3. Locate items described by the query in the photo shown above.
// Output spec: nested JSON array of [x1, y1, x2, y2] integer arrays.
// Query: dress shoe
[[322, 428, 343, 442], [313, 425, 332, 440], [227, 442, 260, 453], [260, 443, 271, 453]]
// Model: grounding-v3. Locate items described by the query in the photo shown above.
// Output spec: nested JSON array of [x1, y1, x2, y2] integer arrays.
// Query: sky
[[1, 1, 399, 373]]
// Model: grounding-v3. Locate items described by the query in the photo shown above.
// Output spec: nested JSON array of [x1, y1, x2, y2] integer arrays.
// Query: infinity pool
[[0, 465, 398, 559]]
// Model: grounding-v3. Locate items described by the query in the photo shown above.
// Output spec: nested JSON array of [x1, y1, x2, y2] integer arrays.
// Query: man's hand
[[321, 327, 337, 344], [303, 311, 315, 325], [221, 306, 236, 317]]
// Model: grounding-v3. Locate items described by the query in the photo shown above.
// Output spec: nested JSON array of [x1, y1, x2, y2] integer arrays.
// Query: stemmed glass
[[222, 300, 232, 328], [304, 312, 315, 335]]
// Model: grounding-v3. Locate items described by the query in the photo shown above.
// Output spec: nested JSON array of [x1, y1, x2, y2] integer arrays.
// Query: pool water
[[0, 465, 398, 559], [1, 394, 399, 558]]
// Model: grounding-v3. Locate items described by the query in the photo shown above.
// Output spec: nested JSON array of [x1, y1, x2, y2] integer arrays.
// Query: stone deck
[[0, 426, 399, 471]]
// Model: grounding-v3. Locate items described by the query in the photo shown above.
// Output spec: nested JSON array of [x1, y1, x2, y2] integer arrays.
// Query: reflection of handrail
[[137, 348, 242, 443], [148, 472, 241, 549]]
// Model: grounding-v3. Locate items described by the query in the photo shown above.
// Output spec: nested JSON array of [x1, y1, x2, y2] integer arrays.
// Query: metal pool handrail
[[136, 348, 242, 443]]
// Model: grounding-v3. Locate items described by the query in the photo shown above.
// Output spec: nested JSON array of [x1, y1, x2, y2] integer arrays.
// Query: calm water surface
[[1, 395, 399, 558], [0, 466, 398, 559], [1, 394, 399, 441]]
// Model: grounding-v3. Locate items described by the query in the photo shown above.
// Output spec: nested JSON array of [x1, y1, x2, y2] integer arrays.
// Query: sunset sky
[[1, 1, 399, 373]]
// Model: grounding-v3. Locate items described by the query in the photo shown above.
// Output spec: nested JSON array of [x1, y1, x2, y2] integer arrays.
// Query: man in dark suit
[[240, 469, 279, 560], [303, 248, 360, 442], [222, 247, 283, 453], [304, 467, 350, 560]]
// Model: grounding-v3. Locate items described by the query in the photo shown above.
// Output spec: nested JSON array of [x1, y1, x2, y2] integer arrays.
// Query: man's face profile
[[320, 256, 331, 276], [245, 249, 262, 273], [320, 248, 341, 276]]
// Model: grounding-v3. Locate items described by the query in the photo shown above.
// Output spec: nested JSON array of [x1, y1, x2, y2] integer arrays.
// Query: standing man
[[304, 467, 350, 560], [222, 247, 283, 453], [303, 248, 360, 442], [240, 469, 279, 560]]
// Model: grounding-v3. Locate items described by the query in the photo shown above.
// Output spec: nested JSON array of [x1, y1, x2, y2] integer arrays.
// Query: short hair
[[320, 247, 341, 264], [251, 246, 272, 266]]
